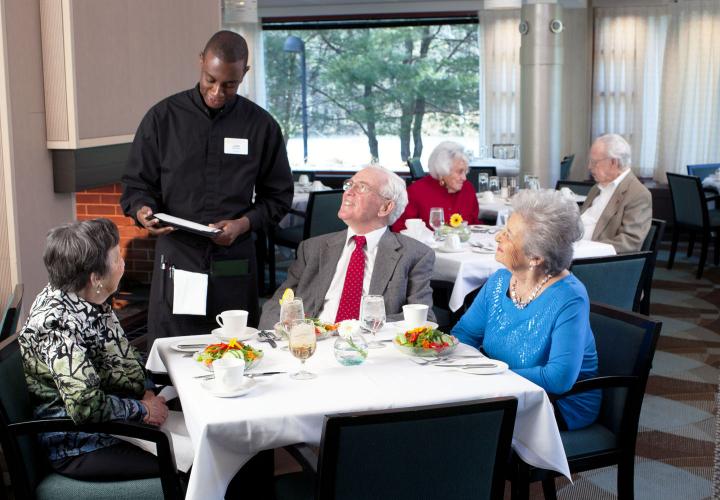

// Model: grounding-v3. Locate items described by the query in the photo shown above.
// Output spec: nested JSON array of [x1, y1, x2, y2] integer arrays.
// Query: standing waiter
[[121, 30, 293, 344]]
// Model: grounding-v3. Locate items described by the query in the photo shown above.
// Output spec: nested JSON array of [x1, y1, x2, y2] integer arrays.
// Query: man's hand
[[210, 217, 251, 246], [140, 392, 168, 426], [136, 206, 174, 236]]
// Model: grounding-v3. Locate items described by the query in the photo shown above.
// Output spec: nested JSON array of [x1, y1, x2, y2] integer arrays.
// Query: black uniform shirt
[[121, 86, 293, 232]]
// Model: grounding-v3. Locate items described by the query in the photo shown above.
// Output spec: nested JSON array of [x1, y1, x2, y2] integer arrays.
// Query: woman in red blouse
[[391, 141, 480, 232]]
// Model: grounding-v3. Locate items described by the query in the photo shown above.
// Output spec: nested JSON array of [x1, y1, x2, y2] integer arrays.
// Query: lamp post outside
[[283, 35, 308, 164]]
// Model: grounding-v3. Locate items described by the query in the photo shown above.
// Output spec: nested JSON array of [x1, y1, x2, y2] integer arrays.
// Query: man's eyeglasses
[[342, 180, 387, 198], [588, 157, 610, 167]]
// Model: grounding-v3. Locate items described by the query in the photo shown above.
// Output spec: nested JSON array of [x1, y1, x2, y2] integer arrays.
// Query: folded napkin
[[400, 228, 435, 245], [113, 410, 194, 473], [173, 268, 208, 315]]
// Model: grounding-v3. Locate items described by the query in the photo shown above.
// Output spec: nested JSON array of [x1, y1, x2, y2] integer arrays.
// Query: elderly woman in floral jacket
[[19, 218, 168, 480]]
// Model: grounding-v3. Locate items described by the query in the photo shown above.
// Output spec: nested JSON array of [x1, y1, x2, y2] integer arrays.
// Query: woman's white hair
[[510, 189, 583, 275], [595, 133, 631, 170], [427, 141, 469, 179], [364, 164, 408, 225]]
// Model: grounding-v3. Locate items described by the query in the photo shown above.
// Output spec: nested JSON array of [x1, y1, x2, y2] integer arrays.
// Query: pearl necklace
[[510, 274, 553, 310]]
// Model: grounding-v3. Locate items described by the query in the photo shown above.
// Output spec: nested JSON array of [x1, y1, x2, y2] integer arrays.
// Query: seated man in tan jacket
[[580, 134, 652, 253]]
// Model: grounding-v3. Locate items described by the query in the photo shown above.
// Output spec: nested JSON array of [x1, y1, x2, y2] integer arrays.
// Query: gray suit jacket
[[581, 171, 652, 253], [259, 229, 435, 329]]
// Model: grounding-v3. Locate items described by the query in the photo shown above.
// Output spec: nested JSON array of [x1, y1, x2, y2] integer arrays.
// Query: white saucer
[[436, 246, 467, 253], [393, 321, 439, 331], [212, 327, 258, 342], [200, 377, 257, 398], [449, 359, 508, 375]]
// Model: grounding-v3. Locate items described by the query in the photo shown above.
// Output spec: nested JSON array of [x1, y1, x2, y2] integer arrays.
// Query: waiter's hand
[[136, 206, 174, 236], [211, 217, 250, 246]]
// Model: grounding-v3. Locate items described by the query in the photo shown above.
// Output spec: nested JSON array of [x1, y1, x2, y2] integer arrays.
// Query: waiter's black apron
[[147, 230, 259, 344]]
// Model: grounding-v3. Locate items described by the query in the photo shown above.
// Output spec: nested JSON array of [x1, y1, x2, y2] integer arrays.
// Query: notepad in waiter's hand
[[153, 213, 223, 237]]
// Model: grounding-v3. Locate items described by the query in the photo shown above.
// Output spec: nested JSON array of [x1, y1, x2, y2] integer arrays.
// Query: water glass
[[488, 176, 500, 194], [361, 295, 386, 349], [288, 319, 317, 380], [428, 207, 445, 240], [528, 176, 541, 191], [279, 298, 304, 350], [478, 173, 489, 193], [508, 176, 519, 198]]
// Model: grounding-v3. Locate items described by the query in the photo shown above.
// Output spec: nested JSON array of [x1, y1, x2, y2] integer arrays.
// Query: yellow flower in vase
[[449, 213, 463, 228]]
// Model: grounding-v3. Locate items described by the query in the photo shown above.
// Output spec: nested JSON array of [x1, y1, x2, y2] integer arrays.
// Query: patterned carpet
[[546, 247, 719, 499]]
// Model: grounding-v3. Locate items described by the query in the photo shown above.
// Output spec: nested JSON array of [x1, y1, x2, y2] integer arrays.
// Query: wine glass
[[288, 319, 317, 380], [428, 207, 444, 241], [361, 295, 386, 349], [279, 298, 304, 350], [478, 173, 489, 193], [488, 176, 500, 194]]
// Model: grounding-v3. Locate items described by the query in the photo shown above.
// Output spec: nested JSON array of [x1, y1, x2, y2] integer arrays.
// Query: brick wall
[[75, 183, 156, 284]]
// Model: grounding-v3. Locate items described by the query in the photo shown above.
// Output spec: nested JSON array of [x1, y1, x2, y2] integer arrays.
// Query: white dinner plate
[[200, 377, 257, 398], [212, 327, 259, 342], [436, 246, 467, 253], [450, 359, 508, 375], [171, 341, 210, 353], [392, 321, 439, 331]]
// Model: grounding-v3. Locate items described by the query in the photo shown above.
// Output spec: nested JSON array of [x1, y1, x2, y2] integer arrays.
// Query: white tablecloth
[[477, 193, 586, 224], [468, 158, 520, 176], [432, 233, 617, 311], [147, 327, 570, 500]]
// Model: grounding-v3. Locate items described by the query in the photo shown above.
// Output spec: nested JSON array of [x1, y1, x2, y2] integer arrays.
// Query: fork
[[257, 331, 277, 348]]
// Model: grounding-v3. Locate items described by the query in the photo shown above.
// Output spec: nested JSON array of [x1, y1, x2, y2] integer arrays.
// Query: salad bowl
[[194, 340, 263, 371], [393, 326, 458, 358]]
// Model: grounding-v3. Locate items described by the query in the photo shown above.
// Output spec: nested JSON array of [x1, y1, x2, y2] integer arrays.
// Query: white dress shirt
[[581, 168, 631, 240], [318, 226, 387, 324]]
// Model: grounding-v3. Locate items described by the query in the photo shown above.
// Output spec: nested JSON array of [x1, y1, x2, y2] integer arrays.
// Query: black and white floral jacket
[[19, 285, 147, 461]]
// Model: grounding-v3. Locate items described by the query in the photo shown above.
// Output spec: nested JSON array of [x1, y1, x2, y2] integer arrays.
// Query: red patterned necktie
[[335, 235, 367, 323]]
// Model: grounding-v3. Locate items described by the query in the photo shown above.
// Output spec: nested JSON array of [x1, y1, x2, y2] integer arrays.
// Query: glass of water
[[361, 295, 386, 349]]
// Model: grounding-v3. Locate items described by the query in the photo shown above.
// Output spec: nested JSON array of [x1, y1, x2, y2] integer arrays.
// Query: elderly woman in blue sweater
[[452, 189, 600, 430]]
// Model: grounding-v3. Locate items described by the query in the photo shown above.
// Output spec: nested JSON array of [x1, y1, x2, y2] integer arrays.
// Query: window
[[262, 17, 480, 171]]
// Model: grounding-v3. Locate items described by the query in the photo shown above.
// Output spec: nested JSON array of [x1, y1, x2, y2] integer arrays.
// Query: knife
[[433, 363, 497, 368], [177, 344, 209, 349]]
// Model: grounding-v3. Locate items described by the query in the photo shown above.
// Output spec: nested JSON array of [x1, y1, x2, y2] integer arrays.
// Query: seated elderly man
[[259, 165, 435, 329], [580, 133, 652, 253]]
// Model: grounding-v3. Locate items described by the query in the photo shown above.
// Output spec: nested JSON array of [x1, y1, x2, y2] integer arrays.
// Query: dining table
[[278, 183, 332, 229], [430, 228, 617, 311], [147, 325, 571, 500], [477, 192, 587, 224]]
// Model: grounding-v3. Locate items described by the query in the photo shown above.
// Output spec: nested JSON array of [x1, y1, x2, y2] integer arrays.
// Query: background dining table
[[147, 325, 571, 500], [431, 229, 617, 311]]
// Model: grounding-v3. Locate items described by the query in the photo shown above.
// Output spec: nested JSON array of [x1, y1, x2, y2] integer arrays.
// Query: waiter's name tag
[[224, 137, 248, 155]]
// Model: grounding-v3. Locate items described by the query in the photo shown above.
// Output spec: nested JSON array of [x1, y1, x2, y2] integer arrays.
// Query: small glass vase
[[333, 331, 369, 366], [440, 222, 471, 242]]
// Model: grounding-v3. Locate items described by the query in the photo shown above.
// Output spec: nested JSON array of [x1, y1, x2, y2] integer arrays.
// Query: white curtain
[[592, 6, 669, 178], [223, 0, 266, 107], [478, 9, 521, 150], [657, 0, 720, 181]]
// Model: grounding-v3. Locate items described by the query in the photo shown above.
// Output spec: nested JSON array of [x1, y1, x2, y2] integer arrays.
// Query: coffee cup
[[444, 233, 462, 251], [298, 174, 310, 185], [403, 304, 429, 329], [215, 310, 248, 337], [212, 356, 246, 392]]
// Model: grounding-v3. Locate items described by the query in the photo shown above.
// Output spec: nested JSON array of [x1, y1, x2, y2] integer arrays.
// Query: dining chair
[[638, 219, 666, 315], [407, 158, 426, 180], [686, 163, 720, 181], [509, 302, 662, 500], [275, 397, 518, 500], [560, 154, 575, 181], [554, 180, 594, 197], [569, 251, 653, 313], [666, 173, 720, 279], [0, 334, 184, 499], [0, 283, 23, 341], [268, 190, 346, 291]]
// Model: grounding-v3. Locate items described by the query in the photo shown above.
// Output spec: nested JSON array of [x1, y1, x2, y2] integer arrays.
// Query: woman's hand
[[140, 391, 168, 426]]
